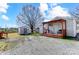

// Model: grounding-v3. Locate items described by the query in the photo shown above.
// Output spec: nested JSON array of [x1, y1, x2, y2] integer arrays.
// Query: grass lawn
[[7, 32, 75, 41], [0, 42, 9, 51], [8, 33, 20, 38], [8, 32, 41, 38], [0, 42, 18, 51], [8, 33, 74, 44], [8, 33, 26, 38]]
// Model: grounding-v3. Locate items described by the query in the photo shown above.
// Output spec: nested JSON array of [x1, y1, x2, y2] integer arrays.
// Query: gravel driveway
[[1, 36, 79, 55]]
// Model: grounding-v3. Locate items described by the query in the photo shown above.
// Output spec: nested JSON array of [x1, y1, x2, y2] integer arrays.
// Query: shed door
[[24, 28, 27, 34]]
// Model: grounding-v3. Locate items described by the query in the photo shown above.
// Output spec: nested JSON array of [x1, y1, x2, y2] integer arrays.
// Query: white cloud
[[1, 15, 9, 21], [52, 3, 58, 6], [0, 0, 9, 13], [39, 3, 48, 16], [39, 3, 71, 19], [48, 6, 71, 19], [0, 1, 9, 21], [39, 3, 48, 12]]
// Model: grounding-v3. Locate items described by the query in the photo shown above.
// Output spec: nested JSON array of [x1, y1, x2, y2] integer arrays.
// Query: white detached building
[[39, 17, 79, 37]]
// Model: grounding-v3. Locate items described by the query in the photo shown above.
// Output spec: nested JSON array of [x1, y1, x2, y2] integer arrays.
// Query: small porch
[[43, 19, 66, 38]]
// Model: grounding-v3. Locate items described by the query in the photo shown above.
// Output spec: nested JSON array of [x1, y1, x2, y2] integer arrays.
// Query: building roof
[[43, 17, 65, 22], [43, 19, 66, 24], [43, 16, 78, 24]]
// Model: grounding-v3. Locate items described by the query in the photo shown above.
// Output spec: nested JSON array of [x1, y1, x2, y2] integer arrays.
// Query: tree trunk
[[31, 26, 34, 33], [31, 29, 33, 33]]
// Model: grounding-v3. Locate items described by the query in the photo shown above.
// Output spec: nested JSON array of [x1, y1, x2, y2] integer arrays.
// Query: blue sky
[[0, 3, 79, 28]]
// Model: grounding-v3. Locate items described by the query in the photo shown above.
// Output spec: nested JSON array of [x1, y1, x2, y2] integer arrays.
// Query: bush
[[62, 36, 73, 40]]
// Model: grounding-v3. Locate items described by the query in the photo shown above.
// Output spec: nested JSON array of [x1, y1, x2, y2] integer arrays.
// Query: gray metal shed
[[18, 26, 31, 35]]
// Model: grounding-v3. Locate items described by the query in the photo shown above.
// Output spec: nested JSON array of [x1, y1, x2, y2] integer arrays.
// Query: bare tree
[[70, 6, 79, 19], [17, 5, 44, 33]]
